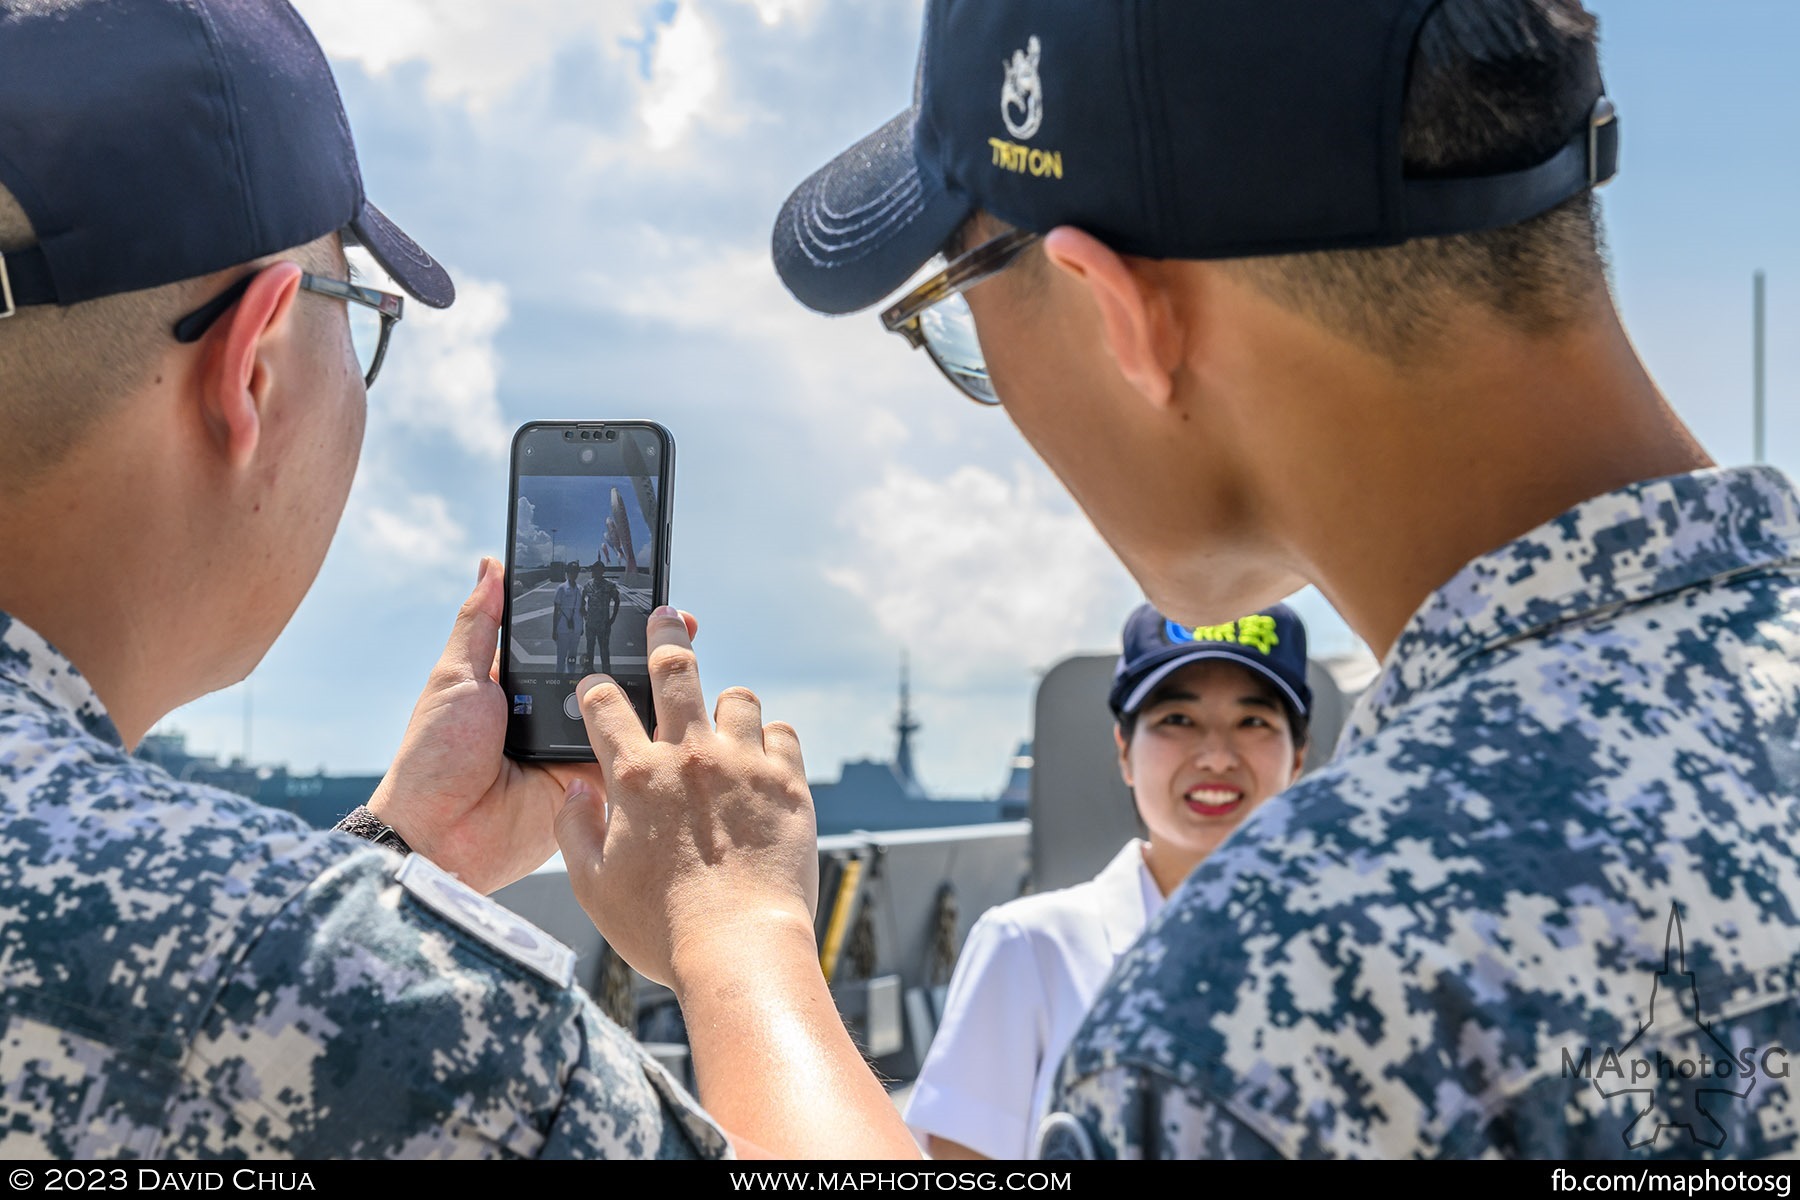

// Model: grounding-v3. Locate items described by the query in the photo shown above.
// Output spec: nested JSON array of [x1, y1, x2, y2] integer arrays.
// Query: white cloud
[[513, 497, 554, 569], [640, 5, 726, 149], [295, 0, 638, 112], [823, 463, 1143, 688], [723, 0, 825, 26], [578, 227, 794, 335], [297, 0, 778, 154], [356, 493, 472, 575], [380, 275, 512, 459], [575, 228, 916, 451]]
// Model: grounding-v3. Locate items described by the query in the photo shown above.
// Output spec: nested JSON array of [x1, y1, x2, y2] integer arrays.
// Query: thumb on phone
[[442, 556, 504, 685]]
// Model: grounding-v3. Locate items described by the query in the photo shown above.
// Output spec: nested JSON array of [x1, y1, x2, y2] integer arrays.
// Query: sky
[[516, 476, 654, 571], [151, 0, 1800, 798]]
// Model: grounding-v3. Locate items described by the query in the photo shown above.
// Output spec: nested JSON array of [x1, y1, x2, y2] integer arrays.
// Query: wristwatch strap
[[334, 805, 414, 855]]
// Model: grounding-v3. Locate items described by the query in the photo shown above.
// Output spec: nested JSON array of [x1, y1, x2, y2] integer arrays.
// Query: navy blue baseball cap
[[1109, 602, 1312, 722], [773, 0, 1618, 316], [0, 0, 453, 313]]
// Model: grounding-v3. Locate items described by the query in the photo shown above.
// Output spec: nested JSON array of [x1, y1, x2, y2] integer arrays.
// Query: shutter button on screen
[[563, 692, 582, 720]]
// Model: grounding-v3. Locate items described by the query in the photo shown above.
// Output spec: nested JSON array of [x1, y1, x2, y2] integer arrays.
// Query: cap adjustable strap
[[1401, 96, 1618, 239], [0, 245, 59, 318], [1587, 97, 1619, 187]]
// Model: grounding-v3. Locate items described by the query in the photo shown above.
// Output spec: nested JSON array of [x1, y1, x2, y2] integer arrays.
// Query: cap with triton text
[[1109, 602, 1312, 722], [772, 0, 1618, 316], [0, 0, 454, 316]]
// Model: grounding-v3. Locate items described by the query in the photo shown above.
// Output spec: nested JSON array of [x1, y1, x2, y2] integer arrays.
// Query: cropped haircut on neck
[[0, 186, 210, 490], [1223, 0, 1611, 359], [0, 186, 344, 492]]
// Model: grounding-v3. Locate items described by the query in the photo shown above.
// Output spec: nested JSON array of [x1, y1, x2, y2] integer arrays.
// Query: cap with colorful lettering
[[1109, 602, 1312, 722]]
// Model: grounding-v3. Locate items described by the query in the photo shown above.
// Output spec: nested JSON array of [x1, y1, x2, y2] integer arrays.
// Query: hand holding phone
[[501, 420, 675, 760], [365, 556, 594, 894]]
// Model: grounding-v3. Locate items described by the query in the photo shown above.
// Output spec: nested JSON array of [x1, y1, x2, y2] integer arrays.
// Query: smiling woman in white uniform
[[903, 602, 1313, 1160]]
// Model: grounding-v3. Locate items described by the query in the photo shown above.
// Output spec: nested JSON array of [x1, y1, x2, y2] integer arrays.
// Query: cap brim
[[772, 108, 970, 316], [348, 200, 455, 309], [1116, 648, 1310, 720]]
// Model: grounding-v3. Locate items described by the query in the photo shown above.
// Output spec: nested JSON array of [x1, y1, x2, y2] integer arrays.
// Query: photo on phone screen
[[501, 421, 673, 760]]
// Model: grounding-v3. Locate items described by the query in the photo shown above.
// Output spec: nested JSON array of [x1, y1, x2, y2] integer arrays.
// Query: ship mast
[[894, 650, 922, 797]]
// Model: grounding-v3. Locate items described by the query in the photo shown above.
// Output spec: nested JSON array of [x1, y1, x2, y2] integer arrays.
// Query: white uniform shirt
[[903, 839, 1164, 1160]]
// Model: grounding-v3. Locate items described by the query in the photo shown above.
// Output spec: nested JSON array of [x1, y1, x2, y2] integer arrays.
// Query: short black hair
[[1226, 0, 1609, 356]]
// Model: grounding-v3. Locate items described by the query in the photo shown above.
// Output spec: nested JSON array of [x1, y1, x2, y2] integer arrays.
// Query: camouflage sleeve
[[1042, 1065, 1285, 1160], [162, 850, 728, 1159]]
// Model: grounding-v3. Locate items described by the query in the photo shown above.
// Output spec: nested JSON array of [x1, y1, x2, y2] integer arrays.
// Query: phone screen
[[502, 421, 673, 758]]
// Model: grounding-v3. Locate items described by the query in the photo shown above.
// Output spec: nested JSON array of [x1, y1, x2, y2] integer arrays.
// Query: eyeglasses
[[880, 227, 1042, 405], [172, 267, 405, 388]]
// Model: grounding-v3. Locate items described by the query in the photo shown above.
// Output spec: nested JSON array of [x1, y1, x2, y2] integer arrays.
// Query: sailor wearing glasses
[[0, 0, 922, 1160], [774, 0, 1800, 1161]]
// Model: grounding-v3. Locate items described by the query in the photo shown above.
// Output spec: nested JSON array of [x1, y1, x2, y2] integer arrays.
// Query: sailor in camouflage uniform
[[0, 0, 918, 1161], [0, 613, 724, 1158], [771, 0, 1798, 1158], [1043, 470, 1800, 1158]]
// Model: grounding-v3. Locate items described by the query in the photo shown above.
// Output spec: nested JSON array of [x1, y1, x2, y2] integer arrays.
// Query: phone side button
[[563, 692, 582, 720]]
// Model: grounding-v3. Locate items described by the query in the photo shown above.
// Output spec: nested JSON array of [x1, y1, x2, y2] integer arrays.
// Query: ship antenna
[[895, 649, 922, 795]]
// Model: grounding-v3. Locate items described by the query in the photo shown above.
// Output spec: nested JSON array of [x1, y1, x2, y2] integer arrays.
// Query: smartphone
[[501, 420, 675, 760]]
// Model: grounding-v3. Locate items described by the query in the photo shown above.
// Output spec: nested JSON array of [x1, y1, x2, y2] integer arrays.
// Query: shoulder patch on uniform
[[396, 854, 577, 989], [1035, 1112, 1097, 1160]]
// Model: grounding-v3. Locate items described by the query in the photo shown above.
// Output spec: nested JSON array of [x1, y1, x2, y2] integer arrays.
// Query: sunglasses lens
[[343, 246, 393, 387], [348, 304, 385, 384], [919, 293, 1001, 405]]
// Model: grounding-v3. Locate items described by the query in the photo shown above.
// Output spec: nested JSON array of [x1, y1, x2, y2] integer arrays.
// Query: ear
[[1290, 741, 1308, 783], [1042, 226, 1180, 407], [197, 262, 305, 471], [1114, 722, 1133, 787]]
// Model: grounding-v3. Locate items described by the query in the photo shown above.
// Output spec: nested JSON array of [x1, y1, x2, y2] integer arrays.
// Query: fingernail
[[652, 605, 677, 621], [563, 778, 587, 809], [477, 557, 492, 585]]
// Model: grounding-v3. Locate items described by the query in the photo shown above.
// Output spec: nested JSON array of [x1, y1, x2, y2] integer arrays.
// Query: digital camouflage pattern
[[1046, 466, 1800, 1159], [0, 614, 729, 1159]]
